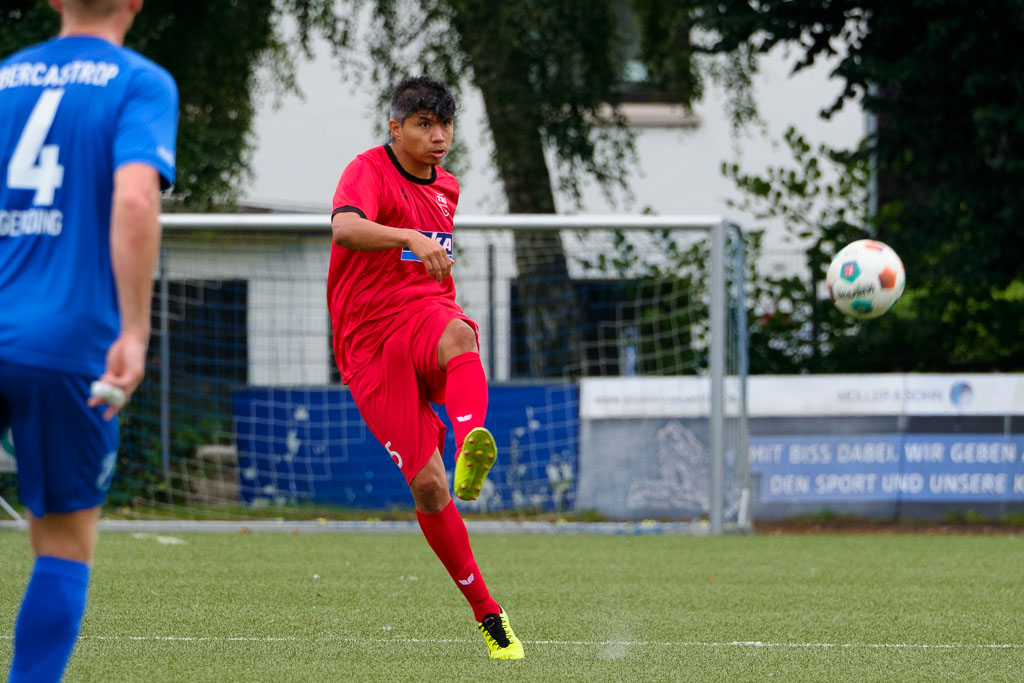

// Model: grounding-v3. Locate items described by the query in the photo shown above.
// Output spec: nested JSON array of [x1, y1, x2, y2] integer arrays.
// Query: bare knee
[[409, 455, 452, 513], [29, 508, 100, 565], [438, 319, 478, 370]]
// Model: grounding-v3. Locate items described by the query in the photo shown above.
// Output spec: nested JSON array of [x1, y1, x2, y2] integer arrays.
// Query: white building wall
[[162, 236, 332, 386]]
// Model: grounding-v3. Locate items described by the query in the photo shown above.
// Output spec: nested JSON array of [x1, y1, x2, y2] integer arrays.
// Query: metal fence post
[[709, 219, 726, 535], [731, 223, 751, 532], [487, 242, 496, 379], [159, 244, 170, 480]]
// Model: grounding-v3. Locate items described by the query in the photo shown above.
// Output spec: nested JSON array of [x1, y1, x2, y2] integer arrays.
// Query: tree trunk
[[455, 13, 582, 378]]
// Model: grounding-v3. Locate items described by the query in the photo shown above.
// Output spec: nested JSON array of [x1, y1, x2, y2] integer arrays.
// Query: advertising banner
[[751, 434, 1024, 503], [233, 384, 577, 510], [580, 374, 1024, 418], [747, 374, 1024, 417], [580, 376, 744, 419]]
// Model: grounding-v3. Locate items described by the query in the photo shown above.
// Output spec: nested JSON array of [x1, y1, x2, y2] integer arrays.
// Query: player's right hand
[[408, 231, 454, 282], [88, 331, 148, 420]]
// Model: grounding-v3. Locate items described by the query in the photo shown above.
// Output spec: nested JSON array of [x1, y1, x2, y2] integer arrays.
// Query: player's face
[[390, 111, 453, 177]]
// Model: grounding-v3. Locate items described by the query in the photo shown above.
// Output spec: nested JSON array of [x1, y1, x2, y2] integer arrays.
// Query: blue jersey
[[0, 36, 178, 377]]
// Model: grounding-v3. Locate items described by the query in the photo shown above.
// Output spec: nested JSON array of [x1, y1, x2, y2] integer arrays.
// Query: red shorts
[[346, 304, 477, 484]]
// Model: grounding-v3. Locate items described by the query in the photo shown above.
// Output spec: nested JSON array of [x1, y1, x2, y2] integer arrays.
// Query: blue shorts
[[0, 360, 119, 517]]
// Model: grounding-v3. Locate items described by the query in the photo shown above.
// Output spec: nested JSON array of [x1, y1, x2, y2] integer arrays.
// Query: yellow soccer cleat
[[454, 426, 497, 501], [478, 609, 524, 660]]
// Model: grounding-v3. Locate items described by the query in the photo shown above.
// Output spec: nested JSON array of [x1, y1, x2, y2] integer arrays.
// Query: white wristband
[[90, 381, 126, 408]]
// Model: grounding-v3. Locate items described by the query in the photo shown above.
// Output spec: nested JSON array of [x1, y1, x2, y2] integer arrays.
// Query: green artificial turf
[[1, 530, 1021, 681]]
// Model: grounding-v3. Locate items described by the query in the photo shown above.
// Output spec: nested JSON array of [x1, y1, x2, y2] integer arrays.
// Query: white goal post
[[40, 213, 749, 533]]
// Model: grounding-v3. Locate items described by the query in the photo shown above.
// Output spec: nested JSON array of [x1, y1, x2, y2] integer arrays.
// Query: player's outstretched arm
[[332, 212, 452, 282], [88, 163, 162, 420]]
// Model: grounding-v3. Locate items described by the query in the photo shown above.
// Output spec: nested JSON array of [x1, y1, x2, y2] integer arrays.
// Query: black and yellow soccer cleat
[[478, 609, 525, 660]]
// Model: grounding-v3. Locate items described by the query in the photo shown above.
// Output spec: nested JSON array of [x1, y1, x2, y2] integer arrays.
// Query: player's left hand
[[88, 331, 148, 420]]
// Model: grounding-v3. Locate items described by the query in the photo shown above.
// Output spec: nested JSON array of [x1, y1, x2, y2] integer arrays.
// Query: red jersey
[[328, 144, 464, 383]]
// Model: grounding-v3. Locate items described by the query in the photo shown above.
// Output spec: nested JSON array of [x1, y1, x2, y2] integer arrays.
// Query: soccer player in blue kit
[[0, 1, 178, 680]]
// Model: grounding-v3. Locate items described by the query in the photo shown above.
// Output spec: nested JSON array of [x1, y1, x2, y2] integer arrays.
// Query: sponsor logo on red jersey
[[401, 229, 453, 261]]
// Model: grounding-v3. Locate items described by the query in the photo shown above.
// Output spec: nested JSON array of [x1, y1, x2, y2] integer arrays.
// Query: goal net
[[1, 215, 749, 531]]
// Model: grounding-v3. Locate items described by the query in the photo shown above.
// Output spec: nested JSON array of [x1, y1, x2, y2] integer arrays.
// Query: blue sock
[[8, 556, 90, 683]]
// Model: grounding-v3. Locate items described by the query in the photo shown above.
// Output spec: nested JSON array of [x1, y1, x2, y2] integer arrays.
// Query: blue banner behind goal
[[233, 384, 578, 511]]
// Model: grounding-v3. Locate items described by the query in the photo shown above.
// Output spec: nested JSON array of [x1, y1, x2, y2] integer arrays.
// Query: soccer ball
[[826, 239, 906, 319]]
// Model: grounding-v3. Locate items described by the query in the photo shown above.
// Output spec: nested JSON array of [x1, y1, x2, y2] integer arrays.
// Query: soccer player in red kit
[[327, 76, 523, 660]]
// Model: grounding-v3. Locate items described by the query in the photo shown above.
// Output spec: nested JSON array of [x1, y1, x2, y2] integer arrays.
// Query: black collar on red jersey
[[384, 143, 438, 185]]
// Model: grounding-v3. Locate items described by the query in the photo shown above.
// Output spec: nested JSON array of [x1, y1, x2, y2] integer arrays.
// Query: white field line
[[0, 635, 1018, 649]]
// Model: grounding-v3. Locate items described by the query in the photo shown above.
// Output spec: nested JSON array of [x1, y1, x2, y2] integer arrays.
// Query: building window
[[607, 0, 702, 128]]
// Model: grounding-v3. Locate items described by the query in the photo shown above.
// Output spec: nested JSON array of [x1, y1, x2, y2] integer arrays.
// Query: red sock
[[444, 351, 489, 454], [417, 500, 500, 621]]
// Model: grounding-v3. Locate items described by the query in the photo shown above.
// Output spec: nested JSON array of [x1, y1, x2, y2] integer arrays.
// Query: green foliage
[[692, 0, 1024, 371], [726, 122, 1024, 372], [108, 406, 167, 508], [111, 366, 237, 511], [0, 3, 57, 49], [1000, 511, 1024, 527], [724, 128, 939, 372], [628, 0, 703, 104], [943, 508, 990, 526], [0, 474, 16, 513]]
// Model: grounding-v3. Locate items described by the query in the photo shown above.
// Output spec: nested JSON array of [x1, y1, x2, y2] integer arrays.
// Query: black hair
[[389, 76, 457, 126]]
